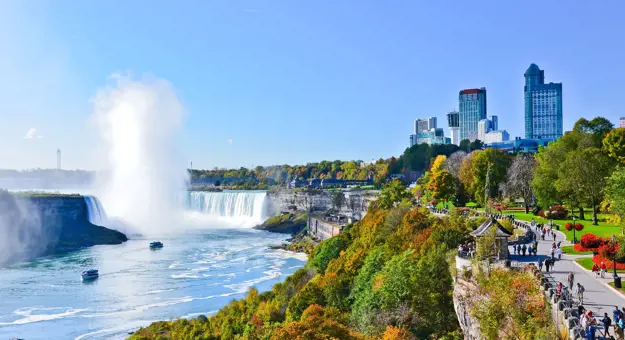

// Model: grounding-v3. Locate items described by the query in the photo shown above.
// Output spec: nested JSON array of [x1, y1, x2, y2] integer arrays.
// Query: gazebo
[[470, 217, 513, 260]]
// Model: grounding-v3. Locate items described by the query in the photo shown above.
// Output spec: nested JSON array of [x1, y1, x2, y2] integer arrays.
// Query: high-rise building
[[490, 115, 498, 131], [524, 64, 563, 139], [459, 88, 487, 141], [619, 117, 625, 128], [477, 119, 492, 142], [409, 128, 449, 146], [415, 117, 437, 133], [447, 111, 460, 145]]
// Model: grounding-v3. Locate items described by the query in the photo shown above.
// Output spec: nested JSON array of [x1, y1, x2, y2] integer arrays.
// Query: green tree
[[471, 149, 510, 206], [573, 117, 614, 146], [556, 147, 613, 225], [378, 179, 412, 209], [470, 139, 484, 151], [459, 139, 471, 152], [603, 128, 625, 163], [310, 237, 348, 273], [606, 167, 625, 233], [428, 170, 457, 204]]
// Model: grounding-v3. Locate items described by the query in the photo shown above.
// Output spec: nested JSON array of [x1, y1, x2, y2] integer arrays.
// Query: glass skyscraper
[[459, 88, 487, 141], [524, 64, 563, 139]]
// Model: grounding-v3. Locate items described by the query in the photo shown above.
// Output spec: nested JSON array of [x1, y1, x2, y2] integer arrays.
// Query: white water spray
[[91, 75, 187, 235]]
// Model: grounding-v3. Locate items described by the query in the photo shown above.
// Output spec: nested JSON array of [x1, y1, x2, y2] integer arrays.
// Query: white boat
[[81, 269, 99, 281]]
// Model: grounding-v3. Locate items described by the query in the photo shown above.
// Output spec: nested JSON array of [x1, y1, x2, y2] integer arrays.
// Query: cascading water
[[184, 191, 269, 227], [84, 195, 107, 226]]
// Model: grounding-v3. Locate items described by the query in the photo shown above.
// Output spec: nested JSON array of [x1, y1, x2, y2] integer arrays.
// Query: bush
[[564, 223, 573, 231], [580, 234, 605, 249], [310, 236, 348, 274], [544, 205, 568, 219], [574, 223, 584, 231]]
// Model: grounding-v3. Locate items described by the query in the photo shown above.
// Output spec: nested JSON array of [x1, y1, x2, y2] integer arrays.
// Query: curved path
[[509, 226, 625, 319]]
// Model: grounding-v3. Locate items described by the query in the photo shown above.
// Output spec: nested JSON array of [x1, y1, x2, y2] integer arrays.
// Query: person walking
[[593, 263, 601, 278], [522, 244, 527, 256], [553, 232, 557, 242], [557, 247, 562, 260], [545, 258, 551, 272], [568, 272, 575, 290], [577, 283, 585, 305], [512, 244, 517, 255], [538, 258, 544, 271], [601, 261, 608, 278], [603, 312, 612, 338]]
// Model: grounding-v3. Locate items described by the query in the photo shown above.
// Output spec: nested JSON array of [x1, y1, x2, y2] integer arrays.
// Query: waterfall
[[84, 195, 108, 226], [184, 191, 269, 227]]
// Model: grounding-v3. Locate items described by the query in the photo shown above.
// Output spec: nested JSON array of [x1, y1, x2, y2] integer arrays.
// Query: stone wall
[[308, 216, 343, 241], [267, 189, 378, 219]]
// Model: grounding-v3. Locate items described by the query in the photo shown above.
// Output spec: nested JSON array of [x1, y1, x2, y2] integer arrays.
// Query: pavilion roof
[[470, 217, 513, 238]]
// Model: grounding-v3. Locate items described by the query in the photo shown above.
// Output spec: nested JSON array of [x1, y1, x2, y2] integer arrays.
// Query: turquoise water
[[0, 229, 306, 339]]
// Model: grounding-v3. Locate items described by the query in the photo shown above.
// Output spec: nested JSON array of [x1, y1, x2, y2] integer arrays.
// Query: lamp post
[[572, 216, 576, 244], [613, 234, 622, 288]]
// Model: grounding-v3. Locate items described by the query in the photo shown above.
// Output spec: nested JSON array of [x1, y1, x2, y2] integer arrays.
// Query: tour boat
[[149, 241, 164, 249], [81, 269, 99, 281]]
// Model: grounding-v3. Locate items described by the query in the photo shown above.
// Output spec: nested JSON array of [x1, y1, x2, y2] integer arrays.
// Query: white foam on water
[[0, 307, 88, 325]]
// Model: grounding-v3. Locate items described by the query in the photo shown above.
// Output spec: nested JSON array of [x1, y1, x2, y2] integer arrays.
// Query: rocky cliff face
[[0, 192, 127, 265], [453, 278, 482, 340], [266, 189, 378, 218]]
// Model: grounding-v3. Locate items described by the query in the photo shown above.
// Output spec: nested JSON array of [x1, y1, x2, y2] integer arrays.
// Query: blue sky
[[1, 1, 624, 170]]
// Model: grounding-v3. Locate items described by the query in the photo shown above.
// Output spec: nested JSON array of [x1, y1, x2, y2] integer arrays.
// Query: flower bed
[[593, 254, 625, 270], [574, 243, 599, 252]]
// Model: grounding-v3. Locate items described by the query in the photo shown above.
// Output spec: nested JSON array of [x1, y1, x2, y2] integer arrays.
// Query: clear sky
[[1, 0, 623, 170]]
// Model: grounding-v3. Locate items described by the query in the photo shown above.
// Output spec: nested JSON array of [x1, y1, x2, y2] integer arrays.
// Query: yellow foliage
[[430, 155, 447, 175], [382, 326, 415, 340]]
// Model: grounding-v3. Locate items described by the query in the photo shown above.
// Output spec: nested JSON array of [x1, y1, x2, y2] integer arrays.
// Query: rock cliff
[[0, 191, 127, 265], [266, 189, 378, 218], [452, 277, 482, 340]]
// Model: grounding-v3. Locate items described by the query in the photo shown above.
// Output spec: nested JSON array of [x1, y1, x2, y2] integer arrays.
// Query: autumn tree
[[428, 170, 458, 205], [603, 128, 625, 163], [378, 179, 412, 209], [556, 147, 613, 225], [503, 155, 536, 213]]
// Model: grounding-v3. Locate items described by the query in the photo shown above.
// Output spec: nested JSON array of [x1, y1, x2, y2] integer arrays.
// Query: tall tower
[[458, 88, 487, 141], [57, 149, 61, 170], [524, 64, 563, 139], [446, 111, 460, 145]]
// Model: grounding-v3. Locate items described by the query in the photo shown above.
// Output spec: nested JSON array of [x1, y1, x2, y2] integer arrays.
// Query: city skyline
[[1, 1, 624, 170]]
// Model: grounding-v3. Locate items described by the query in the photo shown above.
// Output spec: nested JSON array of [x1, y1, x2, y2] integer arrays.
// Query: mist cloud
[[23, 128, 43, 139]]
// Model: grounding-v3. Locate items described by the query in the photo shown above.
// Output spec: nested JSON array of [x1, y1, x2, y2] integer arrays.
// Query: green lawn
[[575, 257, 625, 273], [608, 282, 625, 294], [560, 245, 594, 255], [499, 210, 622, 241]]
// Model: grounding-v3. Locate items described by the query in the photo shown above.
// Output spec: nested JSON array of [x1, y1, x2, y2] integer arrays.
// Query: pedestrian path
[[509, 226, 625, 318]]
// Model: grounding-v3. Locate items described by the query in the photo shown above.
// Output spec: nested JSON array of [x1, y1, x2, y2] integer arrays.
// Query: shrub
[[574, 223, 584, 231], [564, 223, 573, 231], [549, 205, 568, 219], [310, 236, 348, 273], [580, 234, 605, 249]]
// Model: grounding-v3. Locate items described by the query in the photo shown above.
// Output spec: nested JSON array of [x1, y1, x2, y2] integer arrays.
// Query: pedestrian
[[603, 312, 613, 338], [601, 261, 608, 278], [551, 248, 555, 259], [614, 306, 622, 324], [568, 272, 575, 290], [553, 232, 557, 242], [512, 244, 517, 255], [528, 245, 533, 256], [593, 263, 601, 277], [551, 257, 556, 270], [538, 258, 544, 271], [557, 247, 562, 260], [541, 230, 545, 240], [577, 283, 585, 304], [586, 323, 596, 340], [545, 258, 550, 272]]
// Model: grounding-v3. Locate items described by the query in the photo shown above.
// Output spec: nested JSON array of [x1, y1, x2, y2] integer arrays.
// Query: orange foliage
[[382, 326, 415, 340], [272, 304, 364, 340]]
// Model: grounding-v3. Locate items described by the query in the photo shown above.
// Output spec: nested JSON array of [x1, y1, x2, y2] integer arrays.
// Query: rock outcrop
[[0, 191, 127, 265], [452, 277, 482, 340], [266, 189, 378, 218]]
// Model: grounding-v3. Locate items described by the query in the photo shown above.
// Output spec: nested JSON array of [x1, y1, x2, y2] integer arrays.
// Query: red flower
[[574, 223, 584, 231]]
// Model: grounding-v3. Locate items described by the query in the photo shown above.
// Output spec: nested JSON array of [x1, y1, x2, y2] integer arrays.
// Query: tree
[[459, 139, 471, 152], [471, 149, 510, 206], [503, 155, 537, 213], [603, 128, 625, 164], [443, 151, 467, 177], [457, 152, 475, 197], [428, 170, 457, 204], [470, 139, 484, 151], [556, 147, 613, 225], [378, 179, 412, 209], [606, 166, 625, 232], [573, 117, 614, 146]]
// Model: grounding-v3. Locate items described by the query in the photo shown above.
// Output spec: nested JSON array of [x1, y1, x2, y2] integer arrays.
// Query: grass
[[560, 245, 594, 255], [608, 282, 625, 294], [575, 257, 625, 273], [499, 210, 623, 241]]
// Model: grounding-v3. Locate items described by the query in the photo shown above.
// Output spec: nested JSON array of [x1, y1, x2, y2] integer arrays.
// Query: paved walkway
[[509, 226, 625, 319]]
